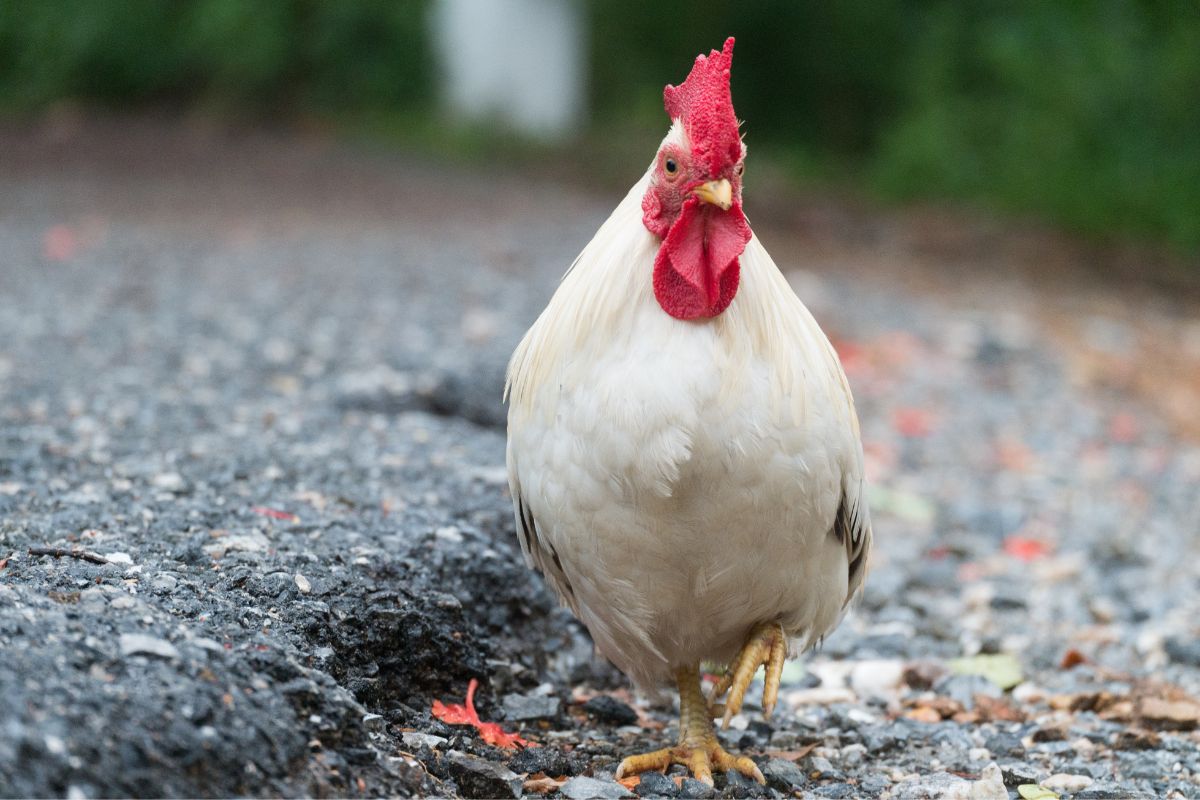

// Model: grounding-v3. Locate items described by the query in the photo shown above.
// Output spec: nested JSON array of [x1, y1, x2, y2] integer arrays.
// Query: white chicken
[[505, 38, 871, 785]]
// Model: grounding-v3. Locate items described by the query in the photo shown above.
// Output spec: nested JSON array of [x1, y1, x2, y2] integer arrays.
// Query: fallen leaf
[[765, 742, 818, 761], [949, 653, 1023, 690], [251, 506, 299, 523], [0, 558, 7, 570], [523, 774, 567, 794], [1017, 785, 1059, 800], [1059, 649, 1087, 669], [904, 706, 943, 723], [970, 694, 1025, 722], [432, 678, 536, 749], [1003, 536, 1052, 561]]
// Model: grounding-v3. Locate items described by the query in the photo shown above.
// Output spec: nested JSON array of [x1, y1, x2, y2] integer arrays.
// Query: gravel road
[[1, 115, 1198, 799]]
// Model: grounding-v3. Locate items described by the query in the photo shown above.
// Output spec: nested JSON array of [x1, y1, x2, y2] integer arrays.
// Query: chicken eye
[[664, 157, 678, 175]]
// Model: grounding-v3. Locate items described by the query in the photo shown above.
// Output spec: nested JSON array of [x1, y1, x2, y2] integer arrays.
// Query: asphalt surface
[[1, 115, 1198, 799]]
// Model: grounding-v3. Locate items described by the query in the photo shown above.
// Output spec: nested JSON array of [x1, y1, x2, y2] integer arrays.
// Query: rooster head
[[642, 37, 751, 321]]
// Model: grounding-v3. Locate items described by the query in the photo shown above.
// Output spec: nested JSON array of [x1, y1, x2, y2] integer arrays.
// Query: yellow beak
[[691, 179, 733, 211]]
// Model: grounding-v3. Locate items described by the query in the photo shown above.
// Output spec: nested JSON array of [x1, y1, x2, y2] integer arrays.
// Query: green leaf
[[1018, 785, 1059, 800], [948, 653, 1023, 690]]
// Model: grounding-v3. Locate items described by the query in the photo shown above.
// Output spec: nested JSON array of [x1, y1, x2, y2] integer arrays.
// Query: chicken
[[505, 38, 871, 785]]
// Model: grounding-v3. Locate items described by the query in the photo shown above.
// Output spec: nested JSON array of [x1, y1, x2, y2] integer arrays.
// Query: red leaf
[[1003, 535, 1052, 561], [1060, 649, 1088, 669], [252, 506, 299, 523], [431, 678, 536, 749]]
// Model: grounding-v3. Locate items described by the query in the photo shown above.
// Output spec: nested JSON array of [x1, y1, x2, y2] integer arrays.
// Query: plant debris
[[433, 679, 537, 749]]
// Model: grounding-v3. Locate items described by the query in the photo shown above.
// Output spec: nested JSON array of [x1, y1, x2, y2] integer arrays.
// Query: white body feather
[[506, 134, 871, 688]]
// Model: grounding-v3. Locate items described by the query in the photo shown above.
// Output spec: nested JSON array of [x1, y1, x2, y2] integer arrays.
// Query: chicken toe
[[616, 665, 764, 787], [709, 621, 787, 728]]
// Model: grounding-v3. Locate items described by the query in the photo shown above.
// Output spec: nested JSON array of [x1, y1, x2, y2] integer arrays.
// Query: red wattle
[[653, 199, 751, 320]]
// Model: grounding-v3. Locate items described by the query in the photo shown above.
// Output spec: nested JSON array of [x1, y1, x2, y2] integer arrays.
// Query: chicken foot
[[615, 664, 764, 786], [708, 621, 787, 729]]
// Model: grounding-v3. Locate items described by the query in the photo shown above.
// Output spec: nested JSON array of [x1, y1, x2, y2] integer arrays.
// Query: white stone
[[1042, 773, 1094, 793], [119, 633, 180, 660], [849, 659, 905, 698]]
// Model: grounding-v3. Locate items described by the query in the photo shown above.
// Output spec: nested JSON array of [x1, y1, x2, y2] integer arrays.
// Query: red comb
[[663, 37, 742, 175]]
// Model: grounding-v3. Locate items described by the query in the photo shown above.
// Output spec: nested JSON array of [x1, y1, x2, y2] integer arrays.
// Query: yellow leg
[[708, 621, 787, 729], [615, 665, 764, 786]]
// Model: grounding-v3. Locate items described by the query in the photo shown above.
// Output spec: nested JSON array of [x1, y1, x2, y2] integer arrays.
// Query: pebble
[[203, 531, 270, 557], [560, 775, 634, 800], [850, 659, 906, 698], [934, 674, 1003, 710], [294, 573, 311, 593], [501, 692, 560, 721], [583, 695, 639, 726], [441, 750, 523, 799], [150, 472, 186, 492], [676, 778, 713, 799], [151, 574, 177, 593], [118, 633, 179, 660], [891, 763, 1006, 799], [634, 771, 677, 797], [762, 757, 807, 792], [1042, 773, 1094, 792], [401, 732, 446, 750]]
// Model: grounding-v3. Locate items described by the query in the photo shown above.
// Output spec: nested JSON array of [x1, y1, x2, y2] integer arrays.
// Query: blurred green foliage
[[0, 0, 1196, 250], [590, 0, 1200, 250], [0, 0, 433, 112]]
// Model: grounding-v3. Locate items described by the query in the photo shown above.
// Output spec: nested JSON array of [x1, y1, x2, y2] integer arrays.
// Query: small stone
[[984, 733, 1024, 757], [890, 765, 1005, 800], [560, 775, 635, 800], [361, 713, 385, 732], [151, 574, 177, 593], [583, 695, 639, 726], [814, 784, 855, 799], [502, 692, 560, 721], [118, 633, 179, 660], [401, 732, 447, 749], [904, 660, 950, 691], [998, 763, 1041, 788], [104, 551, 134, 565], [508, 745, 582, 777], [151, 472, 186, 492], [294, 573, 311, 593], [762, 757, 807, 791], [203, 531, 270, 557], [850, 659, 906, 698], [1076, 784, 1155, 799], [967, 747, 991, 762], [934, 673, 1003, 710], [634, 770, 678, 797], [1042, 773, 1093, 793], [804, 756, 843, 781], [676, 778, 714, 799], [1164, 636, 1200, 667], [859, 774, 892, 795], [442, 750, 523, 799]]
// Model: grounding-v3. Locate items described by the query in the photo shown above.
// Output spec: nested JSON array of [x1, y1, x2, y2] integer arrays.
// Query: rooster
[[505, 38, 871, 785]]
